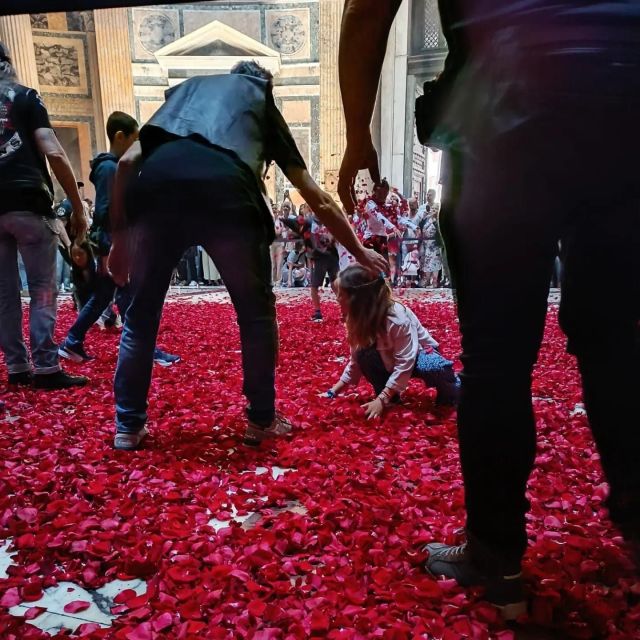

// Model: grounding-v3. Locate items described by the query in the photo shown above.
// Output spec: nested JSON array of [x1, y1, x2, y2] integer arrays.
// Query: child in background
[[401, 244, 421, 287], [326, 265, 460, 418]]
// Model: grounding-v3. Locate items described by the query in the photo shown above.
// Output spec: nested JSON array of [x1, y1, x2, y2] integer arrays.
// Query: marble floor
[[2, 465, 303, 634]]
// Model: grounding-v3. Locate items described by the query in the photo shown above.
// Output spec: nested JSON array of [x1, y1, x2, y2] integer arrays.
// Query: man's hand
[[338, 133, 380, 214], [108, 241, 130, 287], [352, 247, 388, 277], [361, 398, 384, 420], [69, 208, 87, 242]]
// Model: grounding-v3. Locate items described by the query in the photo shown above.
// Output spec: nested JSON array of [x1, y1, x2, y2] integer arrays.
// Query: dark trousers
[[66, 274, 130, 348], [114, 202, 276, 434], [441, 45, 640, 562], [355, 346, 458, 403]]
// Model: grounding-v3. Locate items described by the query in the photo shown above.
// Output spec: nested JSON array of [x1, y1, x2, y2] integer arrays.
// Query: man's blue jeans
[[114, 212, 276, 434], [66, 274, 120, 348], [0, 212, 61, 375]]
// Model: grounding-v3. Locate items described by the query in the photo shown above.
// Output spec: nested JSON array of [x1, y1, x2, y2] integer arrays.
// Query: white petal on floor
[[0, 538, 16, 579]]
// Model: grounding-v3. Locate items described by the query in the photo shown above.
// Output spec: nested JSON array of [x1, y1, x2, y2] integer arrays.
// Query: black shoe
[[33, 370, 88, 390], [425, 541, 526, 620], [58, 340, 94, 363], [311, 310, 323, 322], [8, 371, 33, 387]]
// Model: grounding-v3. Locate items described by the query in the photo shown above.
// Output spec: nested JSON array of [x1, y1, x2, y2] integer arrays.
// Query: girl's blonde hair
[[338, 264, 393, 349]]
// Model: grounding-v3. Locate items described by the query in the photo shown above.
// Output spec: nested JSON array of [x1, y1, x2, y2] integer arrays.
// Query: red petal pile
[[0, 295, 638, 639]]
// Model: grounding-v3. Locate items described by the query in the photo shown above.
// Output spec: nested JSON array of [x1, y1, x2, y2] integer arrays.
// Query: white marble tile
[[8, 578, 148, 633], [9, 582, 113, 631], [208, 499, 307, 533], [94, 578, 147, 601], [252, 466, 293, 480], [208, 505, 257, 532], [571, 403, 587, 417], [0, 538, 16, 579]]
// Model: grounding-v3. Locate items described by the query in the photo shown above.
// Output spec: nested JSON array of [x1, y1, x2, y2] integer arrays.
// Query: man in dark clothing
[[338, 0, 640, 619], [58, 111, 179, 368], [0, 41, 87, 390], [107, 61, 387, 451]]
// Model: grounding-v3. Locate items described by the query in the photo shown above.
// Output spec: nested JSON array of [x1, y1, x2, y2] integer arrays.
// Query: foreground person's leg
[[0, 216, 30, 378], [560, 201, 640, 556], [113, 218, 185, 449], [427, 123, 562, 618], [201, 215, 285, 445]]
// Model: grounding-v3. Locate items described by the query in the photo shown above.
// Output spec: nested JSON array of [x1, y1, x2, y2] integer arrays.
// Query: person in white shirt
[[325, 264, 460, 418], [401, 245, 421, 287], [270, 203, 285, 286], [399, 197, 424, 265], [361, 180, 399, 261]]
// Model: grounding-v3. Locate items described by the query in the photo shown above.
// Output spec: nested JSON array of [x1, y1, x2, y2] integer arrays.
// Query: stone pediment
[[154, 20, 281, 79]]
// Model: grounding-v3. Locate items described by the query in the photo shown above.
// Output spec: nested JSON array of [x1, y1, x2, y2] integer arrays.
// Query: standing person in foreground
[[338, 0, 640, 620], [0, 42, 88, 390], [107, 61, 387, 451], [58, 112, 180, 368]]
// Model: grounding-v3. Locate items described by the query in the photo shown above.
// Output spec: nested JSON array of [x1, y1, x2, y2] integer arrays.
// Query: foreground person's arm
[[34, 128, 87, 241], [108, 141, 142, 286], [338, 0, 402, 212], [286, 165, 387, 275]]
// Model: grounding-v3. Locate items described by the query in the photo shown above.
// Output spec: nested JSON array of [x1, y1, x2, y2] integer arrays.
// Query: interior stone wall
[[128, 1, 320, 198], [29, 12, 100, 200], [25, 3, 321, 204]]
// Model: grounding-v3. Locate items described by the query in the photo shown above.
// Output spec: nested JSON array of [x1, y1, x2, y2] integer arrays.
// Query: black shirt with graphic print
[[0, 83, 54, 216]]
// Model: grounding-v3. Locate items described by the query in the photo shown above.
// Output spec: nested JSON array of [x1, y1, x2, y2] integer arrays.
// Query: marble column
[[0, 14, 40, 91], [379, 0, 410, 192], [319, 0, 346, 194], [94, 8, 136, 121]]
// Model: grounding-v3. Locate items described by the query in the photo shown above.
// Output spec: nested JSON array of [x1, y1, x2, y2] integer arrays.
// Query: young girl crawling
[[326, 265, 460, 418]]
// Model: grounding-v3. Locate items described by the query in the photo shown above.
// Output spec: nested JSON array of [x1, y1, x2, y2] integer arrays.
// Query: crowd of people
[[269, 186, 450, 292], [1, 0, 639, 626]]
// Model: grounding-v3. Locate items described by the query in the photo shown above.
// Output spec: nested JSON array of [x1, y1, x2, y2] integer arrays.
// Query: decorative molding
[[33, 34, 90, 98], [131, 8, 179, 62], [154, 20, 281, 78]]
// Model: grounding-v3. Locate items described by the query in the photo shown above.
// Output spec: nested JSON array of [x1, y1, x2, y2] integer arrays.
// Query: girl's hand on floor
[[361, 399, 384, 420]]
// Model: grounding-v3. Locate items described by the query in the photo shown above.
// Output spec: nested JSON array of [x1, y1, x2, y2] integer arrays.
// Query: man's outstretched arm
[[338, 0, 402, 212]]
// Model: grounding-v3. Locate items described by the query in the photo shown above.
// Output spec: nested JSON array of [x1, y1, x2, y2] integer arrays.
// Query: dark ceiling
[[1, 1, 220, 17]]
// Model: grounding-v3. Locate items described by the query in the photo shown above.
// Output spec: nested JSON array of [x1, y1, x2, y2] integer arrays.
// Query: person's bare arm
[[107, 141, 142, 286], [34, 128, 86, 239], [110, 141, 141, 237], [338, 0, 402, 212], [286, 165, 387, 275]]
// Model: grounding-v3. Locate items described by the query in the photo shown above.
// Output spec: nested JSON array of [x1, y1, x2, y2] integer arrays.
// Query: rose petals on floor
[[0, 294, 638, 639]]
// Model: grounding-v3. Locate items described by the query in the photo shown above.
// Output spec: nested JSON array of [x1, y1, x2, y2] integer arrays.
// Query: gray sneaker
[[425, 541, 527, 621], [113, 427, 149, 451], [244, 413, 293, 446]]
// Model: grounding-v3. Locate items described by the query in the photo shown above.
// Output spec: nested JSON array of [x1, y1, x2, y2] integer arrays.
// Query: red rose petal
[[126, 622, 153, 640], [1, 588, 21, 607], [23, 606, 46, 620], [0, 298, 633, 639], [63, 600, 91, 614]]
